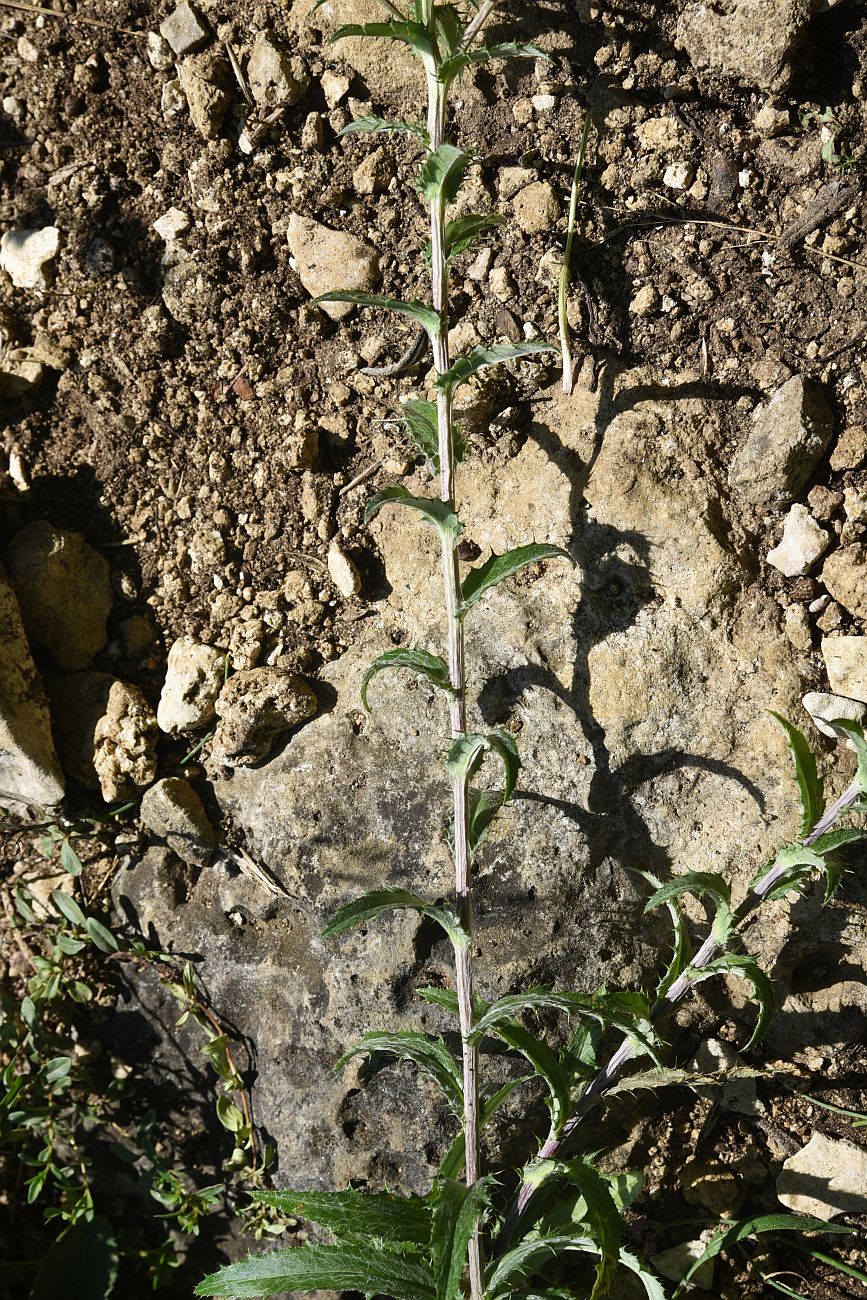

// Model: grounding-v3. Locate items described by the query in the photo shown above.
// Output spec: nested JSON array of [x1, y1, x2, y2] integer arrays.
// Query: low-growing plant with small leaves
[[197, 5, 867, 1297]]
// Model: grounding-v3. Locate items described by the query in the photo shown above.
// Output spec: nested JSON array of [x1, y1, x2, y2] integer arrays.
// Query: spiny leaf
[[195, 1240, 436, 1298], [444, 212, 506, 262], [526, 1158, 622, 1300], [431, 2, 465, 58], [771, 711, 825, 835], [311, 291, 441, 340], [431, 1177, 491, 1300], [492, 1019, 571, 1132], [322, 888, 469, 950], [335, 1030, 464, 1116], [437, 1079, 529, 1179], [468, 787, 507, 850], [752, 843, 830, 902], [644, 871, 734, 946], [365, 485, 461, 543], [419, 143, 471, 208], [618, 1248, 669, 1300], [605, 1064, 767, 1097], [459, 543, 572, 615], [398, 398, 439, 467], [250, 1187, 431, 1247], [484, 1233, 599, 1297], [440, 41, 547, 83], [672, 1214, 851, 1298], [471, 988, 658, 1066], [630, 868, 691, 998], [436, 341, 553, 395], [447, 730, 520, 804], [330, 19, 437, 74], [687, 953, 774, 1050], [826, 717, 867, 793], [361, 647, 455, 711], [340, 115, 427, 141]]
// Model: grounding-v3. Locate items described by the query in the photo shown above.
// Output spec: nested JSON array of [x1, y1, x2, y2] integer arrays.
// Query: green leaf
[[330, 19, 437, 75], [771, 711, 825, 835], [446, 730, 520, 805], [606, 1064, 766, 1097], [826, 717, 867, 794], [752, 843, 830, 902], [444, 213, 506, 262], [672, 1214, 852, 1298], [419, 143, 471, 208], [687, 953, 774, 1050], [645, 872, 734, 946], [311, 292, 441, 341], [335, 1030, 464, 1116], [322, 888, 469, 950], [527, 1159, 622, 1299], [459, 543, 571, 615], [29, 1215, 118, 1300], [216, 1096, 245, 1133], [397, 398, 439, 467], [431, 1178, 491, 1300], [341, 115, 427, 141], [492, 1020, 571, 1132], [467, 787, 507, 850], [485, 1233, 599, 1297], [195, 1240, 436, 1298], [251, 1187, 431, 1247], [49, 889, 86, 929], [473, 989, 659, 1067], [56, 932, 86, 955], [618, 1248, 669, 1300], [361, 648, 455, 711], [365, 485, 461, 544], [59, 838, 83, 876], [84, 916, 118, 953], [440, 41, 547, 83], [436, 342, 553, 396], [630, 868, 691, 998]]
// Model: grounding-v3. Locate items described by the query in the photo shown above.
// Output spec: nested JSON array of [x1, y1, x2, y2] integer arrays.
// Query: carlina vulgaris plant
[[196, 4, 867, 1299]]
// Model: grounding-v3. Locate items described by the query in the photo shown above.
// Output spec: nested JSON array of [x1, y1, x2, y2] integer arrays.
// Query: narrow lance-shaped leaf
[[430, 1177, 492, 1300], [341, 115, 428, 141], [330, 20, 437, 76], [440, 41, 548, 83], [437, 1079, 530, 1180], [672, 1214, 852, 1298], [467, 787, 507, 850], [459, 543, 572, 615], [630, 868, 691, 998], [446, 730, 520, 806], [335, 1030, 464, 1116], [826, 717, 867, 794], [311, 291, 441, 341], [361, 647, 455, 711], [686, 952, 774, 1050], [526, 1158, 622, 1300], [436, 341, 554, 396], [752, 843, 831, 902], [322, 887, 469, 950], [770, 711, 824, 835], [444, 212, 506, 262], [493, 1019, 571, 1132], [249, 1187, 432, 1247], [195, 1240, 436, 1299], [365, 485, 461, 544], [644, 871, 735, 946]]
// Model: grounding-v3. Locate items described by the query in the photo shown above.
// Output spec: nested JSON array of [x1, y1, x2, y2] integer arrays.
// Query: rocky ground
[[3, 0, 867, 1295]]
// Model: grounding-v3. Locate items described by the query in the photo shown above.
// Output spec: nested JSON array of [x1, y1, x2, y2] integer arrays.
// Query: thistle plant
[[197, 4, 867, 1298]]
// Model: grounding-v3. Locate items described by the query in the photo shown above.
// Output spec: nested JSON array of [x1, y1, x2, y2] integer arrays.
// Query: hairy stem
[[498, 779, 862, 1247], [427, 69, 484, 1300]]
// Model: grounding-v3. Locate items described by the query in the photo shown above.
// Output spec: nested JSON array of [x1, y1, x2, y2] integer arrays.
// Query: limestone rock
[[830, 423, 866, 471], [754, 102, 790, 137], [822, 635, 867, 703], [159, 1, 210, 57], [802, 690, 866, 739], [729, 376, 834, 507], [0, 566, 64, 808], [210, 668, 318, 767], [652, 1236, 714, 1291], [293, 0, 423, 99], [784, 603, 812, 652], [178, 51, 230, 139], [139, 776, 216, 866], [676, 0, 811, 91], [513, 181, 559, 234], [93, 682, 158, 802], [327, 541, 361, 599], [157, 638, 225, 734], [247, 30, 307, 108], [766, 503, 830, 576], [0, 348, 45, 398], [4, 521, 112, 671], [821, 543, 867, 619], [287, 213, 380, 320], [0, 226, 59, 290], [352, 146, 394, 197], [777, 1132, 867, 1219]]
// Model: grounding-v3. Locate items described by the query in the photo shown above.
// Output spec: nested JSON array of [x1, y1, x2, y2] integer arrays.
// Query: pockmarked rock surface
[[287, 213, 380, 321], [92, 682, 158, 803], [676, 0, 812, 91], [0, 566, 65, 808], [4, 521, 112, 671], [157, 637, 225, 734], [209, 667, 318, 767], [139, 777, 216, 867], [822, 635, 867, 703], [729, 376, 834, 507], [117, 369, 823, 1190]]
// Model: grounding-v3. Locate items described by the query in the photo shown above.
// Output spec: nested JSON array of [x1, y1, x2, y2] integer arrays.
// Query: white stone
[[766, 503, 830, 576], [532, 93, 557, 111], [157, 637, 225, 733], [320, 69, 350, 108], [0, 226, 59, 290], [802, 690, 867, 739], [327, 541, 361, 599], [822, 636, 867, 704], [146, 31, 174, 70], [161, 79, 185, 116], [844, 485, 867, 523], [159, 1, 210, 57], [777, 1132, 867, 1220], [652, 1235, 714, 1290], [247, 31, 307, 108], [153, 207, 191, 241], [689, 1038, 761, 1115], [629, 284, 659, 316], [489, 265, 516, 302], [663, 161, 693, 189]]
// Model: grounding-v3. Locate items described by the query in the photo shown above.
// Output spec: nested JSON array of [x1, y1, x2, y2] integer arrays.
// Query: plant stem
[[559, 111, 590, 394], [427, 69, 484, 1300], [498, 777, 862, 1247]]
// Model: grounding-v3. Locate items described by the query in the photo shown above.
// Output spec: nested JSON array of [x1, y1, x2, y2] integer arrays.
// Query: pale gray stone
[[822, 636, 867, 703], [93, 682, 158, 802], [327, 541, 361, 598], [676, 0, 811, 91], [157, 638, 225, 734], [139, 776, 216, 866], [159, 1, 210, 57], [802, 690, 866, 740], [513, 181, 559, 233], [729, 376, 834, 507], [766, 503, 830, 576], [821, 543, 867, 619], [4, 521, 112, 671], [178, 51, 230, 140], [247, 31, 307, 107], [0, 566, 64, 809], [287, 213, 380, 320], [210, 668, 317, 767], [0, 226, 59, 290], [777, 1132, 867, 1219]]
